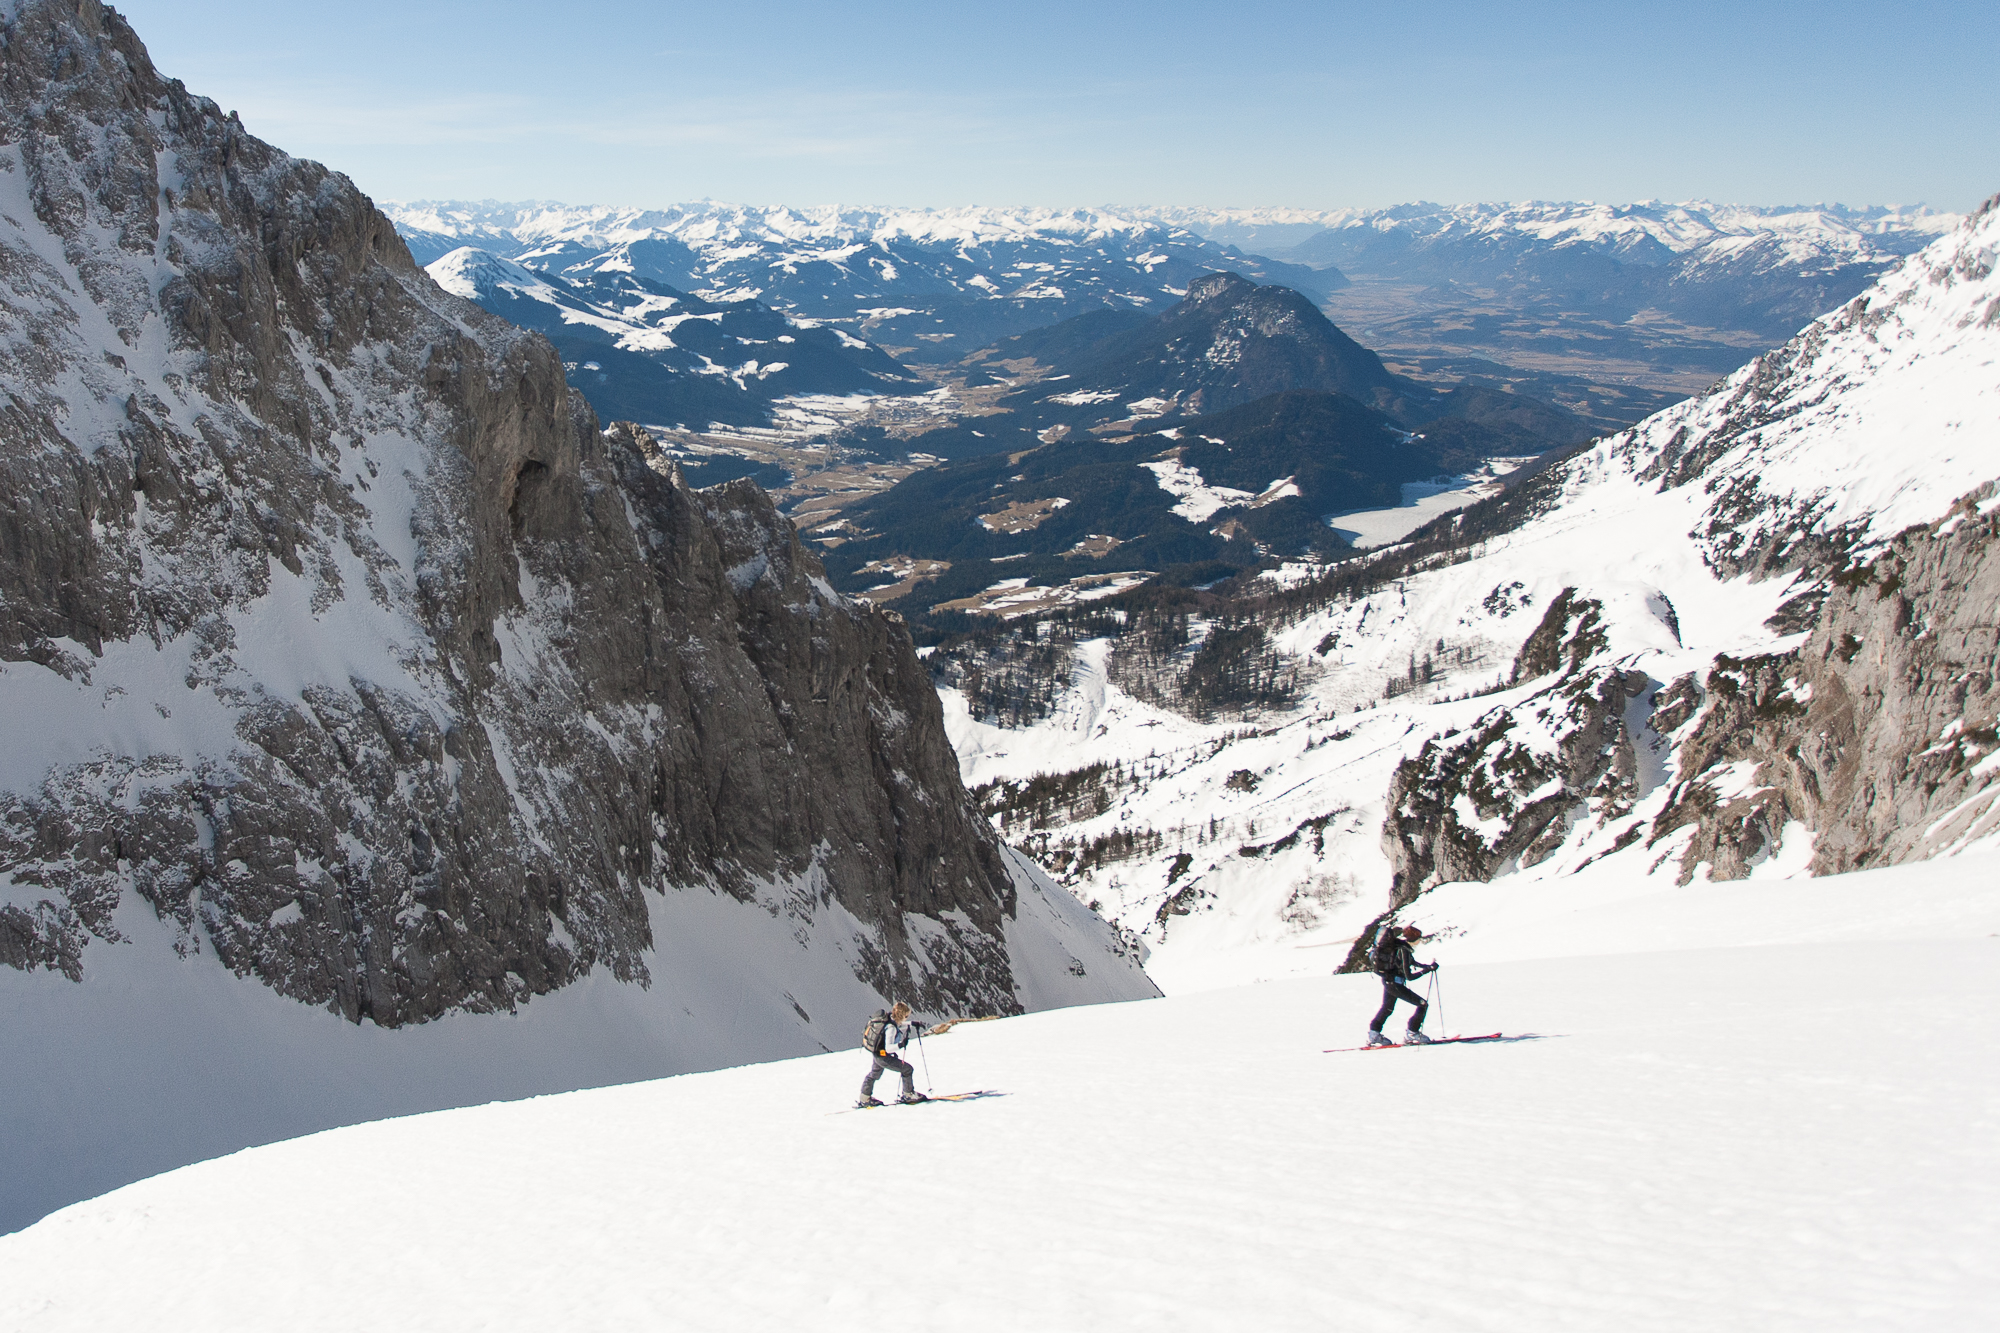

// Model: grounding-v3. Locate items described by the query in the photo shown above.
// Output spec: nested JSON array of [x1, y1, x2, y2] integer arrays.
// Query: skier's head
[[1401, 925, 1424, 941], [891, 1001, 911, 1021]]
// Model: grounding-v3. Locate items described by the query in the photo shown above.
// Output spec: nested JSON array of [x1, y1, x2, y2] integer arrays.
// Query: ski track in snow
[[4, 856, 1996, 1329]]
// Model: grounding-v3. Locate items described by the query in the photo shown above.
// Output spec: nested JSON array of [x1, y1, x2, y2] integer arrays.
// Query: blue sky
[[116, 0, 1998, 211]]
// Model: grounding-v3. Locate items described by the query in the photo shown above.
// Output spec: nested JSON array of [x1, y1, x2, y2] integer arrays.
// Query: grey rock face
[[1356, 481, 1999, 929], [1356, 435, 1997, 921], [0, 0, 1148, 1024], [1351, 592, 1647, 969], [1650, 489, 2000, 879]]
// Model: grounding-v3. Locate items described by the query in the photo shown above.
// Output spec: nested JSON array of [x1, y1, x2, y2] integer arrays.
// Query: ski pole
[[917, 1028, 933, 1093], [1431, 967, 1446, 1039]]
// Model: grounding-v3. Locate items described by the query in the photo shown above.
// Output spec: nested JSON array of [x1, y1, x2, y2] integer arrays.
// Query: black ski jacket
[[1372, 935, 1430, 982]]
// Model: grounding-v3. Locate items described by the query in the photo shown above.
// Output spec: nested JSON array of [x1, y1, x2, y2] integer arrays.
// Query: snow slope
[[0, 845, 1134, 1236], [5, 854, 1995, 1329], [943, 200, 2000, 993]]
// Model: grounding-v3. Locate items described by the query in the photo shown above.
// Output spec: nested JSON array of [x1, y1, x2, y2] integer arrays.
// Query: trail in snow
[[5, 857, 1995, 1330]]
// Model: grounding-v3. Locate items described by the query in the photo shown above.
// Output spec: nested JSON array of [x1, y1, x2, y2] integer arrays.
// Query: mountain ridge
[[384, 199, 1340, 360]]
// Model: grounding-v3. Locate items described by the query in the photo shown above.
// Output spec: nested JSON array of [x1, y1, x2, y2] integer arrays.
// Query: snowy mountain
[[936, 197, 2000, 992], [996, 270, 1431, 424], [0, 0, 1152, 1233], [1129, 202, 1965, 417], [425, 245, 921, 428], [385, 199, 1338, 360], [1265, 199, 1959, 340], [5, 854, 1994, 1328], [1144, 199, 1956, 281]]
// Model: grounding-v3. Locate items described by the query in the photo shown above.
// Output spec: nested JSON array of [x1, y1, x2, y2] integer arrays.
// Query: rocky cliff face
[[0, 0, 1149, 1027], [1379, 488, 2000, 913], [1354, 592, 1649, 968], [1650, 489, 2000, 878]]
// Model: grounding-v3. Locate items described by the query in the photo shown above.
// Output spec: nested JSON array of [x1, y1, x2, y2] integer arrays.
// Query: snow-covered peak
[[1611, 195, 2000, 571], [426, 245, 556, 302]]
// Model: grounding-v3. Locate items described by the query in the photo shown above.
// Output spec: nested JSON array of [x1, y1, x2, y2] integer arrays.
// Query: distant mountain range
[[387, 202, 1337, 362], [1136, 201, 1962, 400], [391, 198, 1960, 446], [1269, 200, 1957, 341], [1137, 200, 1955, 280]]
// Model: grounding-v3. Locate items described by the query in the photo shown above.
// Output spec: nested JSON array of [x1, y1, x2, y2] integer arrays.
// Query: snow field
[[0, 847, 1139, 1235], [5, 859, 1996, 1330]]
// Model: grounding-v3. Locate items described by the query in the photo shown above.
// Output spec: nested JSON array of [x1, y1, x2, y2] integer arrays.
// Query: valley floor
[[6, 857, 1995, 1330]]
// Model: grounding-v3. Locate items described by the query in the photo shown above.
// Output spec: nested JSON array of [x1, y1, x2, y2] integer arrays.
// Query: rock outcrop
[[0, 0, 1150, 1025], [1650, 489, 2000, 877], [1350, 593, 1647, 968]]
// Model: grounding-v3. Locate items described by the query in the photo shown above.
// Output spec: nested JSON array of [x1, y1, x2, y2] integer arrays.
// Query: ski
[[837, 1090, 1005, 1114], [1323, 1033, 1504, 1053]]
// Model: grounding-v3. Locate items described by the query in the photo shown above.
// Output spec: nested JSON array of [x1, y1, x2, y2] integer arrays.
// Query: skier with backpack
[[858, 1001, 928, 1107], [1367, 924, 1437, 1047]]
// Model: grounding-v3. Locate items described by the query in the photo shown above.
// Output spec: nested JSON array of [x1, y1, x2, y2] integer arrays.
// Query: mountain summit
[[1010, 271, 1421, 421]]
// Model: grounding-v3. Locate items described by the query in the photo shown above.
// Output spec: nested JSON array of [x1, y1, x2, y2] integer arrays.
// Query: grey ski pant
[[862, 1053, 916, 1098]]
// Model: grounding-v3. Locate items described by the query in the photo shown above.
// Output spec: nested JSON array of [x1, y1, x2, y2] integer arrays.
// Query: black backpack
[[1370, 930, 1407, 977], [861, 1009, 890, 1056]]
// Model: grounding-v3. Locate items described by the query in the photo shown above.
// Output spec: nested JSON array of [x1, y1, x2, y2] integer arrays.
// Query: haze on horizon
[[116, 0, 1998, 214]]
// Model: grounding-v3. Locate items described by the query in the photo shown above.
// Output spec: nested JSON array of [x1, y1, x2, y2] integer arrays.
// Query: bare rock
[[0, 0, 1149, 1026]]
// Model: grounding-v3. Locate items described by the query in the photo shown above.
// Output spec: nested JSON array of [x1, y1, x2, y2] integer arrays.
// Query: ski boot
[[1404, 1029, 1434, 1045], [855, 1096, 884, 1108], [898, 1091, 930, 1104], [1366, 1030, 1395, 1048]]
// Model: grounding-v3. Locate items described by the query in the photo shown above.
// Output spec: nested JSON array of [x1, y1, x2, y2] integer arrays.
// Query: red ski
[[1324, 1032, 1504, 1053], [832, 1090, 1006, 1115]]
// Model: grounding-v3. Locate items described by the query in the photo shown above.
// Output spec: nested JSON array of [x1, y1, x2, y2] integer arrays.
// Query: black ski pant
[[1371, 978, 1428, 1033], [862, 1053, 916, 1098]]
